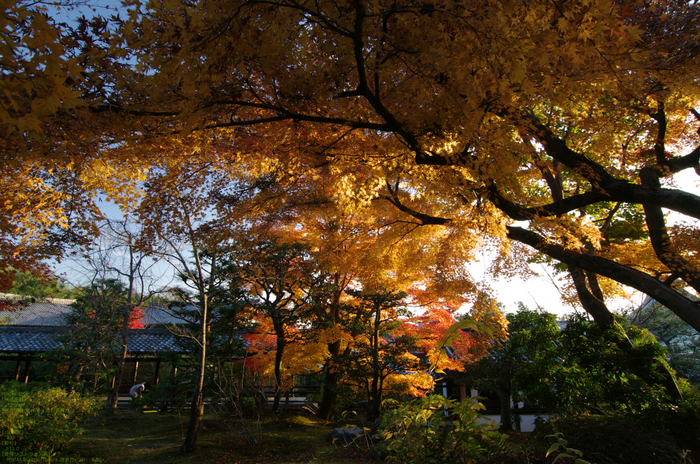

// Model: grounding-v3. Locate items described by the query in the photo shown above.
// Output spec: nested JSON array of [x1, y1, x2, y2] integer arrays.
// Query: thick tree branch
[[484, 177, 700, 221], [640, 166, 700, 294], [507, 225, 700, 332], [569, 267, 614, 324], [381, 181, 452, 225]]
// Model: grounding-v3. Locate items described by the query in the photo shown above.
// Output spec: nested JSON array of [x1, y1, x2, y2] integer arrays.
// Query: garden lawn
[[62, 410, 377, 464]]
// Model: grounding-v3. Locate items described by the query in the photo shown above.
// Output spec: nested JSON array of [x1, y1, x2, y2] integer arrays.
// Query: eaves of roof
[[0, 326, 187, 355]]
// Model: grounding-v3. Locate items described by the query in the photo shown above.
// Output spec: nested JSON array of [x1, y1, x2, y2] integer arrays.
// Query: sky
[[49, 1, 122, 23]]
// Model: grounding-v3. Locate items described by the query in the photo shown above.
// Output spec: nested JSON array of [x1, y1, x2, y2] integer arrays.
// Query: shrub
[[145, 375, 190, 413], [377, 394, 507, 464], [210, 382, 266, 445], [0, 382, 99, 460], [638, 382, 700, 453], [538, 415, 685, 464]]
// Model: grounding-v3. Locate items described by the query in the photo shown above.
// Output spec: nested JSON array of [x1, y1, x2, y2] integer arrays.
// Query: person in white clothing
[[130, 381, 151, 398]]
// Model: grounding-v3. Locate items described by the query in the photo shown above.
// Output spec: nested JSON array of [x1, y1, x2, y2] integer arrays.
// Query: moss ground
[[61, 410, 377, 464]]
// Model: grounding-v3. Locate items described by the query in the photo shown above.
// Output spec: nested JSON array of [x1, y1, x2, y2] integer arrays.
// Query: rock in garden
[[332, 426, 366, 444]]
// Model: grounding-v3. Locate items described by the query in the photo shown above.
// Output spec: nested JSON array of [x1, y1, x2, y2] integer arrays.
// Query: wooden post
[[14, 359, 21, 381], [131, 360, 139, 385], [154, 359, 161, 386], [21, 358, 32, 384]]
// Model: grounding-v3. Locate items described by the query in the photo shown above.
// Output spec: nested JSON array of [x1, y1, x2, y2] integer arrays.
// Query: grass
[[61, 409, 377, 464]]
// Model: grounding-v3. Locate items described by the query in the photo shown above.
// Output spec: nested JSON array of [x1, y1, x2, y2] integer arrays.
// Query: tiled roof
[[128, 330, 187, 354], [0, 294, 196, 328], [0, 303, 73, 326], [0, 327, 186, 355], [0, 294, 75, 326], [0, 294, 191, 355], [140, 303, 199, 326], [0, 327, 66, 353]]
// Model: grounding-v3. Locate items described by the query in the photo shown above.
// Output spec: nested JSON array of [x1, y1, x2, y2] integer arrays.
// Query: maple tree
[[325, 286, 502, 421], [217, 236, 322, 413], [339, 289, 424, 421], [4, 0, 700, 320], [0, 1, 138, 290], [4, 0, 700, 426], [67, 0, 697, 337], [180, 130, 491, 418]]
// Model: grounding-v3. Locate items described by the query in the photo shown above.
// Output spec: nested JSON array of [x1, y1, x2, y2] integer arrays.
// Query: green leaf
[[546, 442, 563, 457], [552, 453, 575, 463], [430, 316, 488, 374]]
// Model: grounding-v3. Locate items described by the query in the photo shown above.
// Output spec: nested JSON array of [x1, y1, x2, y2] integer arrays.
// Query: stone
[[332, 426, 366, 445]]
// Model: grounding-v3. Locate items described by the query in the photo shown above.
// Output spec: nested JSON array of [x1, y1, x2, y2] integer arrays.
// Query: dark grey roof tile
[[0, 327, 185, 354]]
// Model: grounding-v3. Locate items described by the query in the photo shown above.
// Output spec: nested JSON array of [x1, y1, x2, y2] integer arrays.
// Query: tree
[[4, 0, 700, 415], [96, 220, 161, 414], [61, 218, 162, 410], [464, 305, 561, 431], [136, 161, 231, 453], [338, 289, 426, 421], [155, 227, 216, 454], [218, 237, 320, 414], [63, 278, 134, 395], [88, 0, 700, 334], [198, 158, 483, 419], [466, 305, 680, 429], [0, 1, 135, 290], [309, 272, 357, 420], [557, 314, 673, 415], [7, 270, 78, 299]]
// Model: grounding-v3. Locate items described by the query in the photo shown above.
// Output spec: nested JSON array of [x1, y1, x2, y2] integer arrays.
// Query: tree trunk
[[183, 291, 208, 454], [67, 363, 83, 394], [107, 314, 130, 414], [317, 282, 347, 420], [498, 381, 513, 432], [368, 301, 382, 422], [183, 341, 206, 453], [368, 372, 381, 422], [272, 335, 286, 414], [317, 340, 342, 420]]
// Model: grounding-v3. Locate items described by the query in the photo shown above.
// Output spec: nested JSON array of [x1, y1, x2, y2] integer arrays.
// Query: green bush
[[145, 375, 190, 412], [0, 382, 99, 460], [377, 394, 507, 464], [637, 382, 700, 453], [537, 415, 685, 464]]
